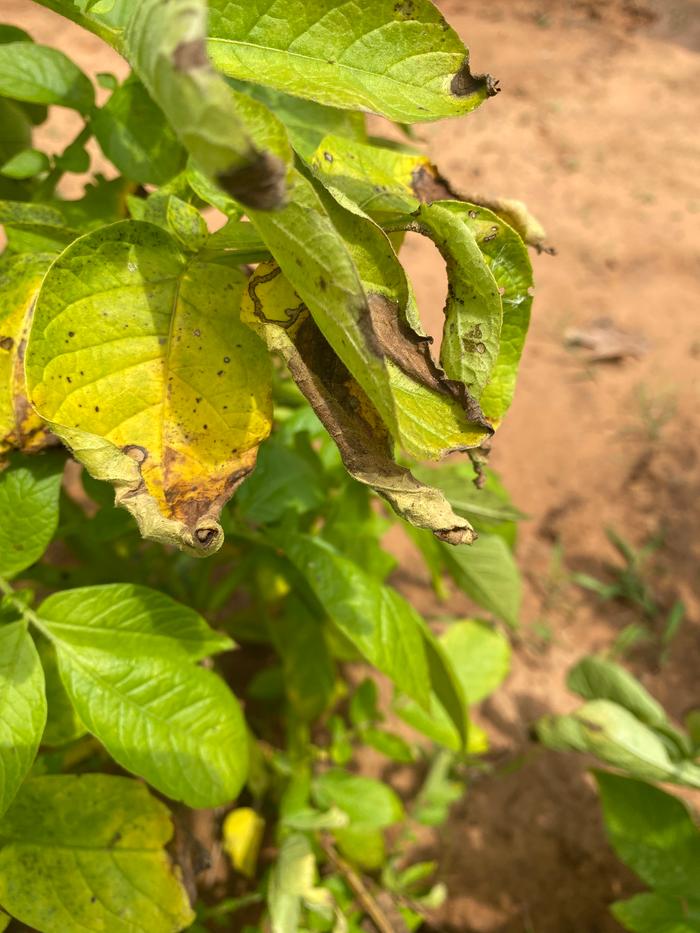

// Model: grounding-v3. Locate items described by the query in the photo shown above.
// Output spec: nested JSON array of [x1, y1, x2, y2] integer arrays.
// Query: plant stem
[[0, 576, 52, 639], [319, 836, 408, 933]]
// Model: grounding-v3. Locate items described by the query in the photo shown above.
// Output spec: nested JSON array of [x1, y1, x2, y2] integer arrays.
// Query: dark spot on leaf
[[0, 336, 14, 351], [223, 356, 230, 363], [193, 328, 201, 337], [451, 60, 500, 99], [122, 444, 148, 464], [94, 405, 100, 412], [217, 370, 223, 376], [172, 38, 208, 72], [217, 150, 287, 211], [323, 151, 333, 163], [195, 526, 218, 546]]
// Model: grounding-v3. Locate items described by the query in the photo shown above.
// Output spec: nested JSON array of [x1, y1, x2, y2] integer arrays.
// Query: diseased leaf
[[122, 0, 288, 209], [0, 774, 195, 933], [0, 253, 56, 457], [413, 461, 524, 524], [26, 221, 273, 555], [0, 622, 46, 818], [277, 531, 431, 707], [0, 42, 94, 113], [595, 772, 700, 896], [207, 0, 497, 123], [242, 262, 476, 543], [222, 807, 265, 879], [0, 454, 63, 579], [38, 583, 233, 661], [52, 644, 248, 806], [537, 701, 700, 789], [441, 532, 522, 627], [92, 76, 187, 185]]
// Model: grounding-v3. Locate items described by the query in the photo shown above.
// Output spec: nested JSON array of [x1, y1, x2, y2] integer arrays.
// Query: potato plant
[[0, 1, 538, 929]]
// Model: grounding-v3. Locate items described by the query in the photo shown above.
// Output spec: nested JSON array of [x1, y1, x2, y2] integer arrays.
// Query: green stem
[[29, 0, 123, 49], [34, 122, 94, 201], [0, 576, 53, 640]]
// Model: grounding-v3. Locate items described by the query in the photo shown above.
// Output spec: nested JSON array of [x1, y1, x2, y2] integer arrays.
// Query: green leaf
[[35, 637, 86, 748], [396, 619, 509, 751], [236, 433, 326, 524], [362, 728, 414, 763], [441, 532, 521, 627], [0, 774, 195, 932], [0, 252, 56, 457], [26, 220, 273, 555], [0, 99, 31, 166], [0, 148, 49, 179], [595, 772, 700, 897], [612, 893, 700, 933], [0, 622, 46, 817], [277, 531, 431, 707], [0, 454, 63, 579], [349, 678, 380, 727], [413, 461, 524, 524], [313, 770, 403, 828], [207, 0, 497, 123], [268, 594, 335, 721], [537, 701, 700, 788], [568, 657, 670, 730], [38, 583, 233, 661], [122, 0, 288, 209], [52, 644, 248, 806], [227, 81, 367, 161], [92, 77, 187, 185], [442, 620, 511, 704], [0, 42, 94, 113]]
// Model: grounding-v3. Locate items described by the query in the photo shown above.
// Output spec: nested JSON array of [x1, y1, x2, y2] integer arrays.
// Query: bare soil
[[3, 0, 700, 930]]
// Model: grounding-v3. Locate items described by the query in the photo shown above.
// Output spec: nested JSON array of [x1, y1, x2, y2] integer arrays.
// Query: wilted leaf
[[26, 221, 273, 555], [0, 253, 56, 457], [242, 261, 478, 544], [207, 0, 497, 123], [0, 622, 46, 817], [0, 774, 194, 932], [0, 454, 63, 579], [123, 0, 288, 209], [0, 42, 94, 113]]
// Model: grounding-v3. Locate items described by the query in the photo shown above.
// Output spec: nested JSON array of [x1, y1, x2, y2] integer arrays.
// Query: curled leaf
[[26, 221, 273, 555], [242, 263, 475, 544]]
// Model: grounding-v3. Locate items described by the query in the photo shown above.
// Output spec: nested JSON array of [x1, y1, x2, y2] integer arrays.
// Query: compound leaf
[[0, 622, 46, 818], [207, 0, 496, 123], [26, 221, 273, 556], [0, 774, 194, 933]]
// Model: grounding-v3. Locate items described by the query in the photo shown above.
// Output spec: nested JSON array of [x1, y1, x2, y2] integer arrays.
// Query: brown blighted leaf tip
[[217, 151, 288, 211], [451, 61, 500, 99], [435, 525, 477, 546], [193, 521, 224, 552]]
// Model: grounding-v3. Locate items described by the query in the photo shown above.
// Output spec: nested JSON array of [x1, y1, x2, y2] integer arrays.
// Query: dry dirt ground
[[3, 0, 700, 931]]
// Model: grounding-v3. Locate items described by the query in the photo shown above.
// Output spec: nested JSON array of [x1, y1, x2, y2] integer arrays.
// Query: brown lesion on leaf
[[172, 38, 209, 72], [247, 266, 304, 329], [451, 60, 500, 99], [361, 292, 492, 434], [217, 150, 288, 212], [410, 163, 459, 203], [3, 323, 57, 458], [0, 336, 14, 351]]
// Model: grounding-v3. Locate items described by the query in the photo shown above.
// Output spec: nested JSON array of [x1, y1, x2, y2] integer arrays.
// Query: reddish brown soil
[[3, 0, 700, 930]]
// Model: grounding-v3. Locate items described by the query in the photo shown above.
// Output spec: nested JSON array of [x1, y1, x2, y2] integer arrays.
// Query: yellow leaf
[[222, 807, 265, 879]]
